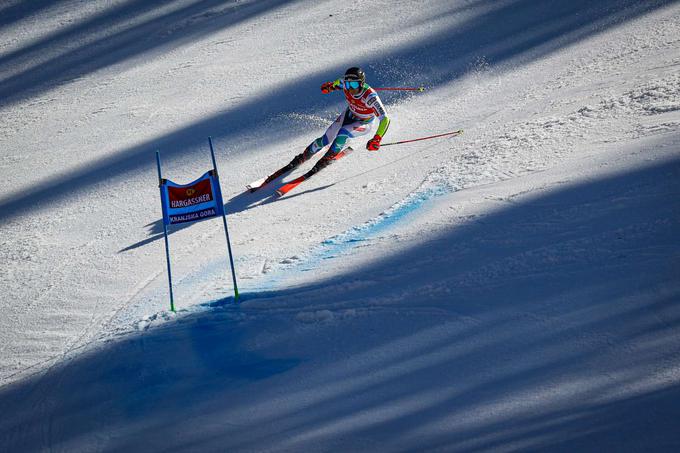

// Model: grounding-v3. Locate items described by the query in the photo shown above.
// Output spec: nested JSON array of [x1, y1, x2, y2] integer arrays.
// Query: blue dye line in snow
[[276, 183, 451, 277]]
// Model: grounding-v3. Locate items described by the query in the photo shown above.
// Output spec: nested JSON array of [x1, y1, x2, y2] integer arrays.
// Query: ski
[[275, 175, 306, 197], [246, 161, 297, 192], [246, 176, 267, 192], [276, 147, 353, 197]]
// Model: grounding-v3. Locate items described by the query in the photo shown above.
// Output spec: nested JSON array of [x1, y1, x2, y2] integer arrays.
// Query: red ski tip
[[276, 176, 305, 197]]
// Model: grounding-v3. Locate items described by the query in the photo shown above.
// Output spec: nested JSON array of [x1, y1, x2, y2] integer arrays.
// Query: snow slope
[[1, 0, 679, 451]]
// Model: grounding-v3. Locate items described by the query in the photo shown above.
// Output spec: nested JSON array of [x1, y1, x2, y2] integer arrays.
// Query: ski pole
[[375, 86, 425, 92], [381, 129, 463, 147]]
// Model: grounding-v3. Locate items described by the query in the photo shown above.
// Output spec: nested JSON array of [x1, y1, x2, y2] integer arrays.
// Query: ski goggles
[[343, 79, 362, 90]]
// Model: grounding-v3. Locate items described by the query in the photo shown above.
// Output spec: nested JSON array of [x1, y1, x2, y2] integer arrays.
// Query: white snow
[[1, 0, 679, 451]]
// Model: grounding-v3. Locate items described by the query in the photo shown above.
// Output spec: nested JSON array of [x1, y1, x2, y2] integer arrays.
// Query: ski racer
[[286, 66, 391, 175]]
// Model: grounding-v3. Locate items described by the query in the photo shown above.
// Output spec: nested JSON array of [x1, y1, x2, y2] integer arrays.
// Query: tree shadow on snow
[[0, 0, 72, 31], [1, 150, 679, 451], [0, 0, 296, 108]]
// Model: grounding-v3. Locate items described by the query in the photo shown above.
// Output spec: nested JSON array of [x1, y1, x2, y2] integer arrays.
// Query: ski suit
[[305, 80, 390, 156]]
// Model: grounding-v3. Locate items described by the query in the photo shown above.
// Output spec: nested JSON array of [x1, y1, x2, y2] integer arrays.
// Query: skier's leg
[[266, 124, 336, 184], [294, 110, 346, 165], [307, 150, 336, 175], [307, 115, 371, 175], [286, 147, 311, 168], [308, 132, 350, 175]]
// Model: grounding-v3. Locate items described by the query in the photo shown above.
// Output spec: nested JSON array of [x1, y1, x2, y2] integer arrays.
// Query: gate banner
[[160, 170, 225, 225]]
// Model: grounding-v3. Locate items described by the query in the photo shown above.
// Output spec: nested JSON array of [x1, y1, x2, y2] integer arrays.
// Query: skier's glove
[[366, 135, 382, 151], [321, 82, 336, 94]]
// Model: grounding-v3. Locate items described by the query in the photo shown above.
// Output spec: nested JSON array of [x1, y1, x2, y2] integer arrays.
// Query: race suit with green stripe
[[306, 81, 390, 156]]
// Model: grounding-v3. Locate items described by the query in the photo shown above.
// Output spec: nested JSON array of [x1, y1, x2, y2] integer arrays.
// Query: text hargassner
[[170, 193, 212, 208]]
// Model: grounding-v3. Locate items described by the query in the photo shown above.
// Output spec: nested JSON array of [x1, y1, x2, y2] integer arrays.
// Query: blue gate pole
[[208, 137, 240, 302], [156, 151, 175, 312]]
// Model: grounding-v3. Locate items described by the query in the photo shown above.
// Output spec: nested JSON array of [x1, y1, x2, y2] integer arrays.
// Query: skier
[[284, 66, 390, 176], [246, 67, 391, 194]]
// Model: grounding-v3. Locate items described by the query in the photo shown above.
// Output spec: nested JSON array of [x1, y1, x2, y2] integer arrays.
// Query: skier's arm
[[366, 93, 390, 151], [376, 116, 390, 138], [368, 93, 389, 137]]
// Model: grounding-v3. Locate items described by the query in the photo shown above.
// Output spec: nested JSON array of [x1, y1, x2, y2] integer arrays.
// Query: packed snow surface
[[1, 0, 679, 451]]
